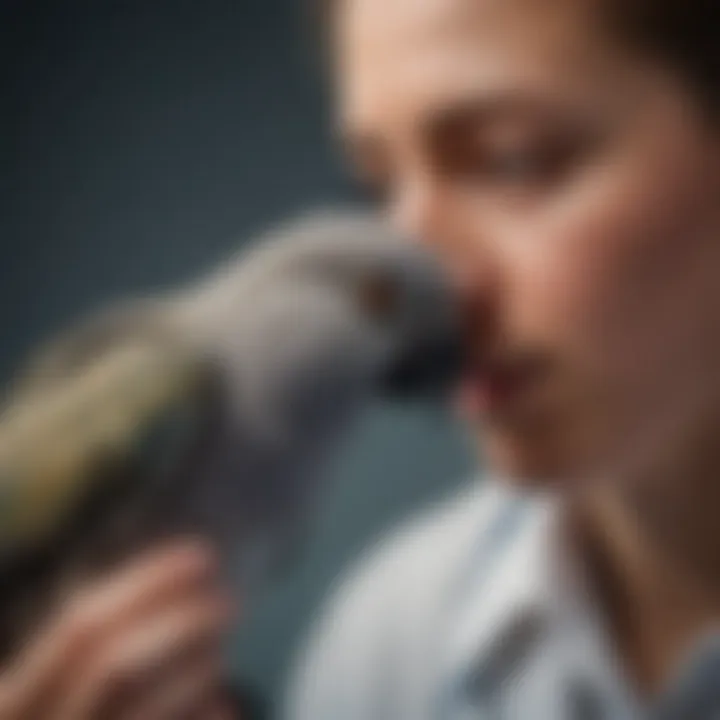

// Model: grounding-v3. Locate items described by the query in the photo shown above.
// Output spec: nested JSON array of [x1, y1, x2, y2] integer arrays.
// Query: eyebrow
[[340, 90, 575, 158], [425, 91, 575, 139]]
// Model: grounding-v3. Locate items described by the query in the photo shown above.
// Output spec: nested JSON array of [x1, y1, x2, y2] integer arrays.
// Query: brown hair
[[607, 0, 718, 114], [314, 0, 719, 115]]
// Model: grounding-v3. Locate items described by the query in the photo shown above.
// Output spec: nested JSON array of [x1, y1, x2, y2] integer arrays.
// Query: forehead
[[335, 0, 618, 134]]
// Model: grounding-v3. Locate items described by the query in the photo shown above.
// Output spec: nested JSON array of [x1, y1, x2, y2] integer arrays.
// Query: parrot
[[0, 208, 463, 661]]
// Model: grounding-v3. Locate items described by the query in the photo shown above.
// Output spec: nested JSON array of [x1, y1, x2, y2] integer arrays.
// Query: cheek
[[473, 168, 719, 482], [495, 155, 720, 386]]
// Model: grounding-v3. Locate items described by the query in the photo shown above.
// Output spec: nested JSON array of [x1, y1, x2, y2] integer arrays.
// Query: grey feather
[[0, 208, 461, 658]]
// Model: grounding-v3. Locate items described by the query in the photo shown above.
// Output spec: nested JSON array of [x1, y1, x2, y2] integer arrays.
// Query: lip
[[455, 357, 539, 421]]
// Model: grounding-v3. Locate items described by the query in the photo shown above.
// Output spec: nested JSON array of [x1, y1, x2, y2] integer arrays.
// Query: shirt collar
[[442, 482, 720, 719], [442, 482, 643, 719], [442, 484, 562, 697]]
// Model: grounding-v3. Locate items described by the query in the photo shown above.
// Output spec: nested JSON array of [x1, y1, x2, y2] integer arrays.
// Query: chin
[[477, 426, 580, 491]]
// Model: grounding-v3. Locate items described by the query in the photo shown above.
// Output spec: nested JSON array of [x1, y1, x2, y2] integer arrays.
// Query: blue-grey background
[[1, 0, 473, 706]]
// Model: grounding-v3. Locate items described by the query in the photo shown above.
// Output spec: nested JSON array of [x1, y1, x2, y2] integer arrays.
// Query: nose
[[389, 171, 489, 276], [390, 171, 459, 254]]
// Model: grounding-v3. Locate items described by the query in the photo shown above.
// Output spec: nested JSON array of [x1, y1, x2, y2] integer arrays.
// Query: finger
[[9, 540, 217, 720], [56, 595, 231, 720], [0, 676, 27, 720], [186, 701, 236, 720], [67, 538, 219, 633], [127, 655, 225, 720], [195, 696, 240, 720]]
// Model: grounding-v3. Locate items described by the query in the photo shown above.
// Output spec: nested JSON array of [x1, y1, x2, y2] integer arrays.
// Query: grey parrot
[[0, 208, 462, 661]]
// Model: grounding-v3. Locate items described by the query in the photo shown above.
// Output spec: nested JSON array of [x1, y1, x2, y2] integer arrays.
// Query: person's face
[[334, 0, 720, 487]]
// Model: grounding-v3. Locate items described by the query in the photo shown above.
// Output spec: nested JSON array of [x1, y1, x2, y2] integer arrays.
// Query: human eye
[[480, 136, 579, 188], [436, 114, 601, 202]]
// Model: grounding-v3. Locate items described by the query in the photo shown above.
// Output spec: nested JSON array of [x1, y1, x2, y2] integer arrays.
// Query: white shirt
[[284, 480, 720, 720]]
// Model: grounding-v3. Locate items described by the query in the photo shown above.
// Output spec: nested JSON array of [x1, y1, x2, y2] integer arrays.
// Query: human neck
[[567, 459, 720, 698]]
